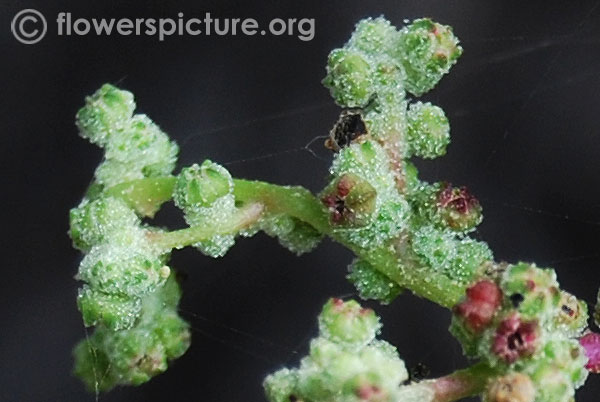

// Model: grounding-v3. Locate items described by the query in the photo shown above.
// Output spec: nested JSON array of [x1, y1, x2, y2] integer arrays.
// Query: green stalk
[[105, 177, 466, 308], [149, 202, 264, 251], [399, 363, 495, 402]]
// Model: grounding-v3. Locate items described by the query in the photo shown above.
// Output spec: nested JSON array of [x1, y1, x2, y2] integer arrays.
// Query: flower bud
[[347, 17, 399, 55], [73, 336, 115, 392], [323, 48, 374, 107], [525, 339, 588, 400], [491, 314, 538, 363], [69, 196, 139, 251], [76, 84, 136, 146], [174, 161, 233, 210], [151, 311, 191, 359], [318, 298, 381, 348], [412, 225, 493, 283], [321, 173, 377, 227], [73, 277, 190, 391], [77, 285, 142, 331], [484, 372, 535, 402], [77, 244, 166, 297], [347, 258, 402, 304], [106, 115, 178, 174], [553, 291, 588, 337], [264, 369, 299, 402], [105, 330, 168, 385], [407, 102, 450, 159], [436, 183, 482, 232], [454, 280, 503, 332], [501, 263, 561, 322], [276, 218, 323, 256], [395, 19, 462, 96], [580, 332, 600, 373], [174, 161, 238, 257]]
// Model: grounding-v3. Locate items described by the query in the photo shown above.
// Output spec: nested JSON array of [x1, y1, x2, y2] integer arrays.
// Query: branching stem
[[105, 176, 466, 308]]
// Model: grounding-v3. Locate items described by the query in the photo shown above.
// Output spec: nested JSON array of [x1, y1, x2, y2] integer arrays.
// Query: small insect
[[510, 293, 525, 308], [324, 109, 368, 151], [409, 362, 430, 381]]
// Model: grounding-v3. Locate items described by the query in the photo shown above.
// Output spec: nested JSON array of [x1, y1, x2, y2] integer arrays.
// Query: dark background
[[2, 1, 600, 401]]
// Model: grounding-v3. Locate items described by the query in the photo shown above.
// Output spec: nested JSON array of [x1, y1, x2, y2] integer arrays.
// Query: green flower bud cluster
[[449, 263, 590, 401], [76, 84, 179, 188], [323, 17, 460, 157], [173, 160, 238, 257], [411, 225, 493, 284], [73, 276, 190, 391], [70, 195, 170, 330], [71, 84, 194, 392], [264, 298, 408, 402]]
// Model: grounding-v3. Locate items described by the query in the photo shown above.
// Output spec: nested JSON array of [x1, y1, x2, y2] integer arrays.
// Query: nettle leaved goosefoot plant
[[69, 16, 600, 402]]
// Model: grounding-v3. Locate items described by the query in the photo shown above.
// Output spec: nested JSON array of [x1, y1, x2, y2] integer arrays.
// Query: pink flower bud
[[492, 314, 538, 363], [454, 280, 502, 332], [580, 332, 600, 373], [437, 183, 482, 231]]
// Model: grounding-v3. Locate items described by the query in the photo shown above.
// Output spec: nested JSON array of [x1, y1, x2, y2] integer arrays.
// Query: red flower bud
[[580, 332, 600, 373], [492, 314, 538, 363], [437, 183, 482, 231], [454, 280, 502, 332]]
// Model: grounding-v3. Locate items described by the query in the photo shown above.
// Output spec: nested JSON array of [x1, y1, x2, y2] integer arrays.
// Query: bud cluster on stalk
[[264, 298, 410, 402], [320, 17, 491, 301], [67, 14, 600, 401], [450, 263, 591, 402]]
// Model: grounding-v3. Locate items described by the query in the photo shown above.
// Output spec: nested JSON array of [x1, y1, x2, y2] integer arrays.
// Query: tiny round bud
[[69, 196, 139, 251], [77, 286, 142, 331], [553, 291, 588, 337], [453, 280, 502, 332], [77, 244, 166, 297], [264, 369, 299, 402], [501, 263, 561, 322], [321, 173, 377, 227], [152, 311, 191, 359], [323, 48, 374, 107], [76, 84, 136, 146], [407, 102, 450, 159], [318, 298, 381, 348], [436, 183, 482, 232], [276, 218, 323, 256], [395, 19, 462, 96], [73, 336, 116, 392], [347, 17, 399, 55], [105, 114, 179, 176], [484, 372, 535, 402], [174, 161, 233, 210], [104, 330, 168, 385], [412, 225, 493, 283], [347, 258, 402, 304], [174, 161, 238, 257]]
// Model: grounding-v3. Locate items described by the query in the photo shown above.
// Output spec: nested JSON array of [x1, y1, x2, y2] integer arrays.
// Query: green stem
[[149, 203, 264, 251], [400, 363, 495, 402], [104, 176, 176, 217], [105, 177, 466, 308]]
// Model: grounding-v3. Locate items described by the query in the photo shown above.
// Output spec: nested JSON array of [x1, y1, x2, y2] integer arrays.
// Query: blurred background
[[2, 1, 600, 400]]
